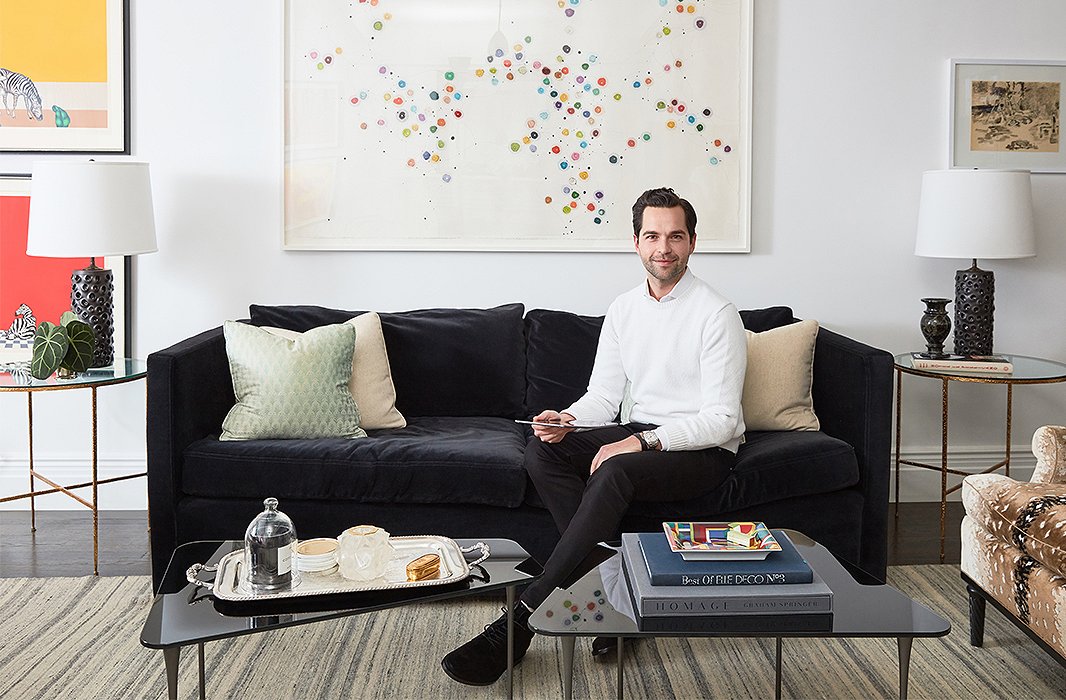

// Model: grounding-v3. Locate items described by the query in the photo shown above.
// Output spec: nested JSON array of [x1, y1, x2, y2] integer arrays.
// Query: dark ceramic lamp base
[[954, 261, 994, 357], [71, 262, 115, 368]]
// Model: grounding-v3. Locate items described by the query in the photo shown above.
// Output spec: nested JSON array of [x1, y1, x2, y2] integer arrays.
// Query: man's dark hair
[[631, 187, 697, 239]]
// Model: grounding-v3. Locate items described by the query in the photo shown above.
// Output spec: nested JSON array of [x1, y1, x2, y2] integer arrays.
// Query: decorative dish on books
[[662, 521, 782, 560]]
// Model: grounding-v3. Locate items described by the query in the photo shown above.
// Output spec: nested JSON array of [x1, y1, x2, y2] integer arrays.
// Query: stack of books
[[619, 523, 833, 633], [909, 353, 1013, 374]]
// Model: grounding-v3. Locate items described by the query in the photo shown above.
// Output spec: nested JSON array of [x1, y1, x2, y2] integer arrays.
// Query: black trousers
[[519, 423, 736, 608]]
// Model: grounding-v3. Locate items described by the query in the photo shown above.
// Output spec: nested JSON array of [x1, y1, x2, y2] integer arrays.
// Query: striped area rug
[[0, 565, 1063, 699]]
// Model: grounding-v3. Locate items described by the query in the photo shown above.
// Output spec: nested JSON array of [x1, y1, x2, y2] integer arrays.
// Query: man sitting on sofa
[[441, 186, 748, 686]]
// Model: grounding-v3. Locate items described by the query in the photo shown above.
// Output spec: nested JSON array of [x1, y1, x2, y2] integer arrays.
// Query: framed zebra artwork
[[0, 0, 130, 154], [282, 0, 752, 252], [0, 176, 128, 365]]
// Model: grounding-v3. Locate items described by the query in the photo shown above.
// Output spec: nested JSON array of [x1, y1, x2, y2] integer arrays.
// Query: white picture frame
[[950, 59, 1066, 173], [283, 0, 752, 252]]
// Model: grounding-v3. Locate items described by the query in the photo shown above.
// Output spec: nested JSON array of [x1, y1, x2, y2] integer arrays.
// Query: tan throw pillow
[[263, 312, 406, 430], [742, 319, 820, 431]]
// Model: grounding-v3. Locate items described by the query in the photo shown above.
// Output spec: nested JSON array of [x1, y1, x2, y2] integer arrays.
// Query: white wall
[[3, 0, 1064, 509]]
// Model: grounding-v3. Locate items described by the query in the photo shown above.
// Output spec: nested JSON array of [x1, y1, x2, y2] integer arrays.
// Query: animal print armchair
[[961, 425, 1066, 664]]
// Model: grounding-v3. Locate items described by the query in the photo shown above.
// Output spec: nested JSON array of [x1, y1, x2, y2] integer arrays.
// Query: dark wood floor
[[0, 502, 965, 578]]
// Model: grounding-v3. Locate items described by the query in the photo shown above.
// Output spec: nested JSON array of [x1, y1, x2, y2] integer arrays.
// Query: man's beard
[[643, 257, 684, 283]]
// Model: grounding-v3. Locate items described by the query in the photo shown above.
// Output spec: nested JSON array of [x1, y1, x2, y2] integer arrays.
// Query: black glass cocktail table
[[140, 539, 541, 699], [528, 530, 949, 700]]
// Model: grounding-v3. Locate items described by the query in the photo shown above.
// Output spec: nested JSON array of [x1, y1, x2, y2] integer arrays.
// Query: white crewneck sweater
[[564, 269, 747, 452]]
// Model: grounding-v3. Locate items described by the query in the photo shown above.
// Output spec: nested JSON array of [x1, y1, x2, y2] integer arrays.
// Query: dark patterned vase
[[919, 297, 951, 359]]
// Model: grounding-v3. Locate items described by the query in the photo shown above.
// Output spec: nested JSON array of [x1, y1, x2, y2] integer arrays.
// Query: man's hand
[[590, 435, 643, 474], [532, 410, 577, 443]]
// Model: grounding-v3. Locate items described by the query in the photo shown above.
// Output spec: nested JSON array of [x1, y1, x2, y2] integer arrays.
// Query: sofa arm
[[810, 326, 894, 578], [146, 326, 233, 589], [1032, 425, 1066, 485]]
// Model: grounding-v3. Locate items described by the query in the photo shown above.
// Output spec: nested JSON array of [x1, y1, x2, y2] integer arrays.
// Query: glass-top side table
[[0, 359, 148, 575], [893, 353, 1066, 562]]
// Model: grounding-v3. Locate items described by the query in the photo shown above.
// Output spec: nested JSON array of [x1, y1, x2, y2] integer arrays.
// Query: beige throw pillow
[[263, 312, 406, 430], [742, 319, 820, 431]]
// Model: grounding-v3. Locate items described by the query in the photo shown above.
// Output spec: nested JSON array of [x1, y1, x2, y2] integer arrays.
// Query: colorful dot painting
[[293, 0, 741, 244]]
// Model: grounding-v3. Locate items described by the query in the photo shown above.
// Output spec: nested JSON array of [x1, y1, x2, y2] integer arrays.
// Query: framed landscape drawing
[[951, 59, 1065, 173], [0, 0, 130, 153], [0, 176, 127, 361], [284, 0, 752, 252]]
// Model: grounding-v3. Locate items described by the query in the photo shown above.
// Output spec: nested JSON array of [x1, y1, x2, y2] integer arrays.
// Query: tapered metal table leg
[[163, 646, 180, 700], [898, 636, 913, 700], [561, 636, 575, 700], [775, 637, 783, 700], [198, 642, 206, 699], [506, 586, 515, 700]]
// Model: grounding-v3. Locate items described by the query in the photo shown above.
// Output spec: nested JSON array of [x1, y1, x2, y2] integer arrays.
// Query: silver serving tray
[[187, 536, 489, 602]]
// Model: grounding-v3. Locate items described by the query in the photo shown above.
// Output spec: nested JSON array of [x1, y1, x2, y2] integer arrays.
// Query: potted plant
[[30, 311, 96, 380]]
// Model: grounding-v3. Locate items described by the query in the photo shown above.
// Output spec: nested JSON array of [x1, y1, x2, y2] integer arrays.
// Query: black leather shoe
[[591, 636, 642, 659], [441, 603, 535, 686]]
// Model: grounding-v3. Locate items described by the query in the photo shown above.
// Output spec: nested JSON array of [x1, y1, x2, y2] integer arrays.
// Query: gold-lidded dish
[[405, 553, 440, 581], [295, 537, 339, 572]]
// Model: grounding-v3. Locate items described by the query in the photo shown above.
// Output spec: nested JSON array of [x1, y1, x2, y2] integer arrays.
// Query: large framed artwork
[[951, 59, 1065, 173], [0, 177, 127, 362], [284, 0, 752, 252], [0, 0, 130, 154]]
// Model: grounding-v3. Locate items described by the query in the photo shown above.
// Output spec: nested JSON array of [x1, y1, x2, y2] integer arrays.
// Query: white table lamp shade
[[914, 169, 1036, 260], [27, 161, 158, 258]]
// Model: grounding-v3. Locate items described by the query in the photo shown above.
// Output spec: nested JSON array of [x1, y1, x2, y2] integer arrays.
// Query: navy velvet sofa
[[146, 303, 893, 591]]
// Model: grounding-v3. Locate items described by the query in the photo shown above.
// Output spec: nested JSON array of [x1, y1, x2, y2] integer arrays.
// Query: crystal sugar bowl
[[244, 497, 301, 593], [338, 525, 393, 582]]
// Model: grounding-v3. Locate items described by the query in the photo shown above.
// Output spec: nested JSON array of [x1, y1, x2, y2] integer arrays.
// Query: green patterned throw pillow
[[220, 321, 367, 441]]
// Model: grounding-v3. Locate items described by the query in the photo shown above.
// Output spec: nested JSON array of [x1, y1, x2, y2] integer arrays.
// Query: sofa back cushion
[[739, 306, 795, 332], [250, 303, 527, 418], [523, 305, 797, 416], [524, 309, 604, 415]]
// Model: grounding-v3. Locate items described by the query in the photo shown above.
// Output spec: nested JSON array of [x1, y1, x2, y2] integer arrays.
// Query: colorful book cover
[[639, 530, 813, 586]]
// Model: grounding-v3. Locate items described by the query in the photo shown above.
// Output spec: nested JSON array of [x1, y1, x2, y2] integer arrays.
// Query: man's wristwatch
[[638, 430, 661, 451]]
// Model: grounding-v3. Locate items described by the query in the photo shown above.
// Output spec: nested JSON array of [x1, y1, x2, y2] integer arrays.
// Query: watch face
[[643, 430, 660, 448]]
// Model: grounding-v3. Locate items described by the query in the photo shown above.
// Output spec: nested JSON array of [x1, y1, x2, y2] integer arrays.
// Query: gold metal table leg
[[939, 378, 949, 564], [91, 385, 99, 576], [27, 392, 36, 532], [1005, 384, 1013, 479]]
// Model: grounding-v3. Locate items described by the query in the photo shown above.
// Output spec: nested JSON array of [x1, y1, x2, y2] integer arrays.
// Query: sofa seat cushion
[[182, 417, 529, 507], [526, 430, 858, 514], [963, 474, 1066, 578]]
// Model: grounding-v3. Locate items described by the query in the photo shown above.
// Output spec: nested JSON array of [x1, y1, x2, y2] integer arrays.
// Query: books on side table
[[909, 353, 1013, 374], [619, 527, 833, 633]]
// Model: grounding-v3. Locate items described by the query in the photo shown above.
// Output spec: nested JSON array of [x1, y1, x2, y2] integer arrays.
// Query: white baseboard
[[0, 457, 147, 511], [893, 446, 1035, 502], [0, 446, 1037, 510]]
